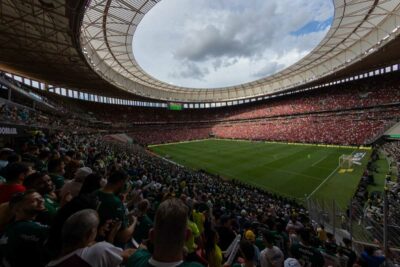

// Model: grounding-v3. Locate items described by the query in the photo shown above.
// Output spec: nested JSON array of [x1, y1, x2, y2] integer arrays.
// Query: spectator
[[217, 215, 236, 251], [48, 158, 65, 190], [0, 190, 49, 267], [60, 167, 92, 200], [127, 198, 203, 267], [46, 209, 133, 267], [0, 162, 31, 204], [95, 170, 137, 244], [24, 171, 61, 221], [234, 240, 257, 267], [260, 230, 284, 267], [361, 245, 385, 267], [205, 228, 222, 267], [78, 172, 105, 196], [286, 215, 304, 232], [133, 199, 153, 244], [340, 238, 357, 267], [290, 228, 324, 267]]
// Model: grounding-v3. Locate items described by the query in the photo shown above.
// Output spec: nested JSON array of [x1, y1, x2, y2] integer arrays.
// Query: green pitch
[[149, 139, 371, 208]]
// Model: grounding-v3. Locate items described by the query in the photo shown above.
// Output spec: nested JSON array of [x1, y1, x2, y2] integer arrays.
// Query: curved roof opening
[[81, 0, 400, 101], [133, 0, 334, 88]]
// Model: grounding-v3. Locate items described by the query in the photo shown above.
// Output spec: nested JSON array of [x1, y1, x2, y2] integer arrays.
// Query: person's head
[[284, 258, 301, 267], [24, 172, 54, 195], [239, 240, 255, 262], [137, 199, 150, 215], [106, 170, 128, 194], [64, 159, 81, 180], [48, 158, 65, 175], [9, 190, 45, 220], [150, 198, 188, 260], [245, 229, 256, 243], [4, 162, 31, 183], [61, 209, 99, 249], [262, 230, 275, 247], [79, 173, 104, 195]]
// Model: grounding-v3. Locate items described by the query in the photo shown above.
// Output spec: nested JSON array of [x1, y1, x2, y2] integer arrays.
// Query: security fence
[[307, 187, 400, 261]]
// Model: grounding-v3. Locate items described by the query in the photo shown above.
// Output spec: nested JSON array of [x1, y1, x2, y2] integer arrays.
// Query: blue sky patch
[[291, 17, 333, 36]]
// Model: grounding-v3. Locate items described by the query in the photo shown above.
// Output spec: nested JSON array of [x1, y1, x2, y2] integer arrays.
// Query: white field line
[[307, 149, 357, 200], [311, 155, 328, 167], [307, 166, 339, 200]]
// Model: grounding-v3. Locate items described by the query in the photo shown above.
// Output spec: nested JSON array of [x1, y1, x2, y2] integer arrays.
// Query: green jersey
[[127, 249, 203, 267], [290, 243, 324, 267], [96, 190, 128, 229], [50, 174, 64, 190], [133, 214, 153, 243], [0, 220, 49, 267], [44, 194, 60, 216]]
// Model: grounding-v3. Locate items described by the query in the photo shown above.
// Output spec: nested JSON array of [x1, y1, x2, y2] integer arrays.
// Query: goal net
[[339, 154, 353, 169]]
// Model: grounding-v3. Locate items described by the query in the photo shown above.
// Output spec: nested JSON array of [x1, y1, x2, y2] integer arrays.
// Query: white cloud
[[133, 0, 333, 88]]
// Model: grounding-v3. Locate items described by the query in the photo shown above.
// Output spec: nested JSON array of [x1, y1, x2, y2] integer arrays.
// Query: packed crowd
[[0, 101, 42, 125], [6, 71, 399, 126], [63, 74, 400, 124], [0, 129, 394, 267], [212, 110, 396, 146], [127, 108, 398, 146]]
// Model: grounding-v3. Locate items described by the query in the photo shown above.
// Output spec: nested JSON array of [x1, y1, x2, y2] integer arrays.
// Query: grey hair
[[62, 209, 99, 246]]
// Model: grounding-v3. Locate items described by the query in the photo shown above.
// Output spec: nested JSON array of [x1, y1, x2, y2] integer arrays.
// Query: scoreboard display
[[168, 103, 183, 111]]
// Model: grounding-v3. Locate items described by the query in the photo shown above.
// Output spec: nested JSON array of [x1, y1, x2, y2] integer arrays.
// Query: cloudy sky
[[133, 0, 333, 88]]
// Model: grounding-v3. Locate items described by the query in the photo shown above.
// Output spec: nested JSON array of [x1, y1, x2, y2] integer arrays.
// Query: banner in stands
[[0, 124, 41, 137], [0, 126, 18, 135]]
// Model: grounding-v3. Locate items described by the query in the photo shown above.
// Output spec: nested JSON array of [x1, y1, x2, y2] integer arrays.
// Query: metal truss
[[81, 0, 400, 102]]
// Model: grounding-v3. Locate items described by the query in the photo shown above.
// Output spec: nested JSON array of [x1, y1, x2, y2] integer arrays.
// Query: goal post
[[339, 154, 353, 169]]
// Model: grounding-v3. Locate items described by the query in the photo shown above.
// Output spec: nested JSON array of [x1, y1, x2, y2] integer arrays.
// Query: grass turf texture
[[149, 139, 371, 208]]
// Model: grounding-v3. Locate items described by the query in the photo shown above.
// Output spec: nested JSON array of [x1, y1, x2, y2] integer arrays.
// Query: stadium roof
[[1, 0, 400, 102]]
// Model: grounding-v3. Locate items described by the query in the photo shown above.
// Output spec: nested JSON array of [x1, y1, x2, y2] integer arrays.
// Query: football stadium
[[0, 0, 400, 266]]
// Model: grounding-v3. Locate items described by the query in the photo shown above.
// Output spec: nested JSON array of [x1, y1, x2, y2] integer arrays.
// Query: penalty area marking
[[307, 149, 357, 200]]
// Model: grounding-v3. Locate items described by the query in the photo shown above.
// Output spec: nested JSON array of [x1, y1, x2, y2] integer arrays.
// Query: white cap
[[284, 258, 301, 267]]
